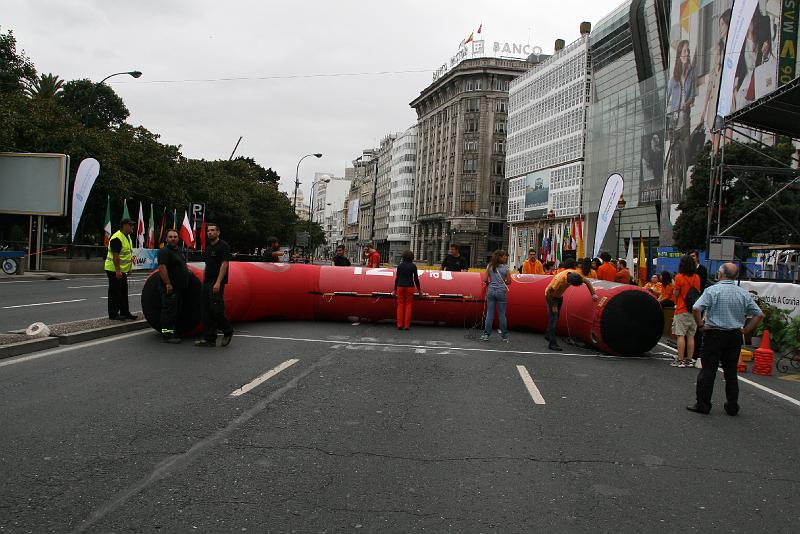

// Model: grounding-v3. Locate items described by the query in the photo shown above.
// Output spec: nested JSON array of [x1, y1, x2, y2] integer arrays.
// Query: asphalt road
[[1, 321, 798, 533], [0, 275, 148, 332]]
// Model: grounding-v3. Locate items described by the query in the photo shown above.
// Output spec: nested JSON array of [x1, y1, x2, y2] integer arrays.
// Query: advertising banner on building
[[717, 0, 761, 117], [523, 170, 549, 218], [347, 199, 359, 225], [779, 0, 799, 86], [592, 173, 624, 258]]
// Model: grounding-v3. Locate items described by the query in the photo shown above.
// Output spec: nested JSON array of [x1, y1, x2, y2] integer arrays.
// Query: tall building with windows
[[372, 135, 396, 261], [387, 125, 417, 264], [506, 31, 592, 268], [409, 57, 532, 266]]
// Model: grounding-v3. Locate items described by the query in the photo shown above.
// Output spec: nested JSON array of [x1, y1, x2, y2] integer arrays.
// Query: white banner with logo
[[132, 248, 159, 270], [347, 199, 359, 225], [717, 0, 759, 118], [739, 280, 800, 318], [592, 173, 624, 258], [71, 158, 100, 242]]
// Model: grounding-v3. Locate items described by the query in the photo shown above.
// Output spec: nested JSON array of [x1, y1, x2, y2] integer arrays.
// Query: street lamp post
[[292, 153, 322, 255], [84, 70, 142, 127], [616, 194, 627, 259], [308, 176, 330, 260]]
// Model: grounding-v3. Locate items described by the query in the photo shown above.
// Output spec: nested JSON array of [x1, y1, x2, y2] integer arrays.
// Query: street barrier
[[140, 263, 664, 356]]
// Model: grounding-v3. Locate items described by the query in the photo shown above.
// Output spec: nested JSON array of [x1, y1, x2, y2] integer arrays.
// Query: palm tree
[[25, 73, 64, 99]]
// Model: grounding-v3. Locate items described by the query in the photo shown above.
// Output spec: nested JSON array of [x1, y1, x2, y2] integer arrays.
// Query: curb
[[0, 320, 151, 359], [0, 337, 61, 359], [56, 320, 150, 345]]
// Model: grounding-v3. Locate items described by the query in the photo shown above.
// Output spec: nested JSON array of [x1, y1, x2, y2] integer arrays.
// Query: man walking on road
[[195, 223, 234, 348], [104, 218, 137, 321], [544, 269, 598, 351], [441, 243, 469, 272], [687, 262, 763, 415], [157, 229, 188, 343]]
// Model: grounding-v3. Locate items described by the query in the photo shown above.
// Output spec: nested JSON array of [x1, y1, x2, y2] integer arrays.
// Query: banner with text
[[132, 248, 159, 270]]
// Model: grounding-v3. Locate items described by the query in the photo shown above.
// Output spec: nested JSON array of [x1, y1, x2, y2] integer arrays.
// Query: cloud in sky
[[5, 0, 623, 198]]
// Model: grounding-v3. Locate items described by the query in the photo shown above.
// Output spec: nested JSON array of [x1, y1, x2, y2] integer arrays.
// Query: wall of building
[[388, 124, 417, 264]]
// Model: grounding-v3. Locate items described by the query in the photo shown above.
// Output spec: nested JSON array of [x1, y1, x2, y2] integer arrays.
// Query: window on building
[[465, 79, 473, 91], [465, 120, 478, 132], [474, 78, 483, 91], [466, 97, 480, 112], [494, 121, 506, 133], [493, 160, 505, 176], [495, 100, 508, 113], [493, 140, 505, 154], [463, 159, 477, 172], [464, 140, 478, 152]]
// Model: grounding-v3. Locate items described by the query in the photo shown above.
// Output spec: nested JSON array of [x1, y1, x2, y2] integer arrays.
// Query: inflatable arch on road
[[141, 263, 664, 356]]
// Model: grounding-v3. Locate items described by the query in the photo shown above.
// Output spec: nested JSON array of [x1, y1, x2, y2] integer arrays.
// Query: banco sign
[[432, 39, 544, 82]]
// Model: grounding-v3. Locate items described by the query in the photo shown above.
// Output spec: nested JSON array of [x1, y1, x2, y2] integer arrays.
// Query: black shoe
[[163, 337, 182, 344], [122, 313, 137, 320], [404, 328, 410, 331], [548, 343, 563, 351], [724, 403, 740, 416], [686, 403, 711, 414], [221, 333, 233, 347], [194, 340, 216, 348], [544, 334, 551, 342], [111, 316, 126, 321]]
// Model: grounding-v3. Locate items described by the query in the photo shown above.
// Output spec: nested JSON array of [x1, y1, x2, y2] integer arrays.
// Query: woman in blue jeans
[[481, 250, 512, 342]]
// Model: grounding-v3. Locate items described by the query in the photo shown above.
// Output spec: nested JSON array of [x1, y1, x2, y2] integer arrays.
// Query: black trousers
[[106, 271, 130, 318], [160, 286, 182, 337], [695, 329, 742, 410], [201, 283, 233, 342], [547, 297, 563, 342]]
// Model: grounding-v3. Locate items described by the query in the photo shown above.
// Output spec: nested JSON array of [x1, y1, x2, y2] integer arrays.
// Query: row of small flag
[[103, 197, 205, 251]]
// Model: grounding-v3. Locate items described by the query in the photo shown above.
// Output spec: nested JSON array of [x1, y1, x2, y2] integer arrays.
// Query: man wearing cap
[[104, 218, 137, 321]]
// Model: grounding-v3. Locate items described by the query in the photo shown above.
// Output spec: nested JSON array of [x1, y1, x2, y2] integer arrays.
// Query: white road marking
[[229, 359, 299, 397], [658, 343, 800, 408], [0, 280, 35, 284], [236, 334, 595, 357], [0, 330, 150, 368], [516, 365, 546, 404], [69, 282, 144, 289], [100, 293, 141, 299], [2, 298, 86, 309], [657, 341, 675, 351]]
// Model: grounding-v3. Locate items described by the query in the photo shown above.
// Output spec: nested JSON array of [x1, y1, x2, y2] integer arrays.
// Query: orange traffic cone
[[737, 349, 747, 373], [752, 330, 774, 376]]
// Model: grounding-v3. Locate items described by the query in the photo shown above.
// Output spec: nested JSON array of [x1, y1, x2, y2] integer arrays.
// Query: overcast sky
[[5, 0, 623, 199]]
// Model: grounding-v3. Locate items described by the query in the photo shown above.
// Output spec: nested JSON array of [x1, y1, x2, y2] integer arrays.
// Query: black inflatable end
[[600, 290, 664, 356], [141, 272, 203, 336]]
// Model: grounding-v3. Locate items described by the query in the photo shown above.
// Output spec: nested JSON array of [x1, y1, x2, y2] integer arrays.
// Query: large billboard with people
[[661, 0, 783, 245]]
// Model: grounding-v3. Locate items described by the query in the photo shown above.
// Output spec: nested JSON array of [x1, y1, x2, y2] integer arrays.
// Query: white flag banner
[[592, 173, 624, 258], [71, 158, 100, 242], [716, 0, 759, 118], [626, 231, 635, 269], [347, 199, 359, 225]]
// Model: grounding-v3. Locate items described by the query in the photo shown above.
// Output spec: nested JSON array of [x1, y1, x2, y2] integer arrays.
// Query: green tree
[[25, 73, 64, 99], [59, 78, 130, 128], [0, 28, 36, 94], [674, 142, 800, 250]]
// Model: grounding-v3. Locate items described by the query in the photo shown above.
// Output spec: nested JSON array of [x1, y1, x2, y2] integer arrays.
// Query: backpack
[[684, 285, 701, 310]]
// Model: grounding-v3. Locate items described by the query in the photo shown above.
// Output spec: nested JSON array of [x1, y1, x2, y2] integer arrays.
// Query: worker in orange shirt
[[521, 248, 544, 274], [363, 244, 381, 268], [596, 251, 617, 281], [544, 268, 599, 351], [615, 259, 632, 284]]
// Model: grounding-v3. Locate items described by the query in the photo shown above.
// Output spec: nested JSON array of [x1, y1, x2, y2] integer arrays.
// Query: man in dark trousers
[[104, 218, 137, 321], [441, 243, 469, 272], [157, 229, 188, 343], [689, 249, 709, 361], [332, 245, 351, 266], [195, 223, 234, 348], [688, 262, 763, 415], [544, 269, 598, 351]]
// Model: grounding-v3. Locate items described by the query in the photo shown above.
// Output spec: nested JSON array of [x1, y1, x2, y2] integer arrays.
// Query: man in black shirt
[[441, 243, 468, 272], [195, 223, 234, 347], [264, 236, 284, 262], [689, 250, 708, 290], [157, 229, 188, 343], [332, 245, 351, 266]]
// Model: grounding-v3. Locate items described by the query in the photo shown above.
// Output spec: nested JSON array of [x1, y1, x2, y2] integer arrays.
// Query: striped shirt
[[692, 280, 762, 330]]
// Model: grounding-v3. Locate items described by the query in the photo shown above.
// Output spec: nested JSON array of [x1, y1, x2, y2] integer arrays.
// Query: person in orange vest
[[615, 259, 632, 284], [543, 261, 556, 275], [521, 248, 544, 274], [596, 252, 617, 281]]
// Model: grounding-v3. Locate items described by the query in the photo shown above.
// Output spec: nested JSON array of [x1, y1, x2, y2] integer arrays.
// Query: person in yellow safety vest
[[104, 218, 137, 321]]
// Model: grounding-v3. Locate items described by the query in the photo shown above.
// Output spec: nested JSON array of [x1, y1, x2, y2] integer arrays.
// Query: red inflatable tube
[[141, 263, 664, 356]]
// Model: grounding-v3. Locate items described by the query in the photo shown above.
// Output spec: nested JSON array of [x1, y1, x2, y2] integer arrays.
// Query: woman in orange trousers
[[394, 250, 421, 330]]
